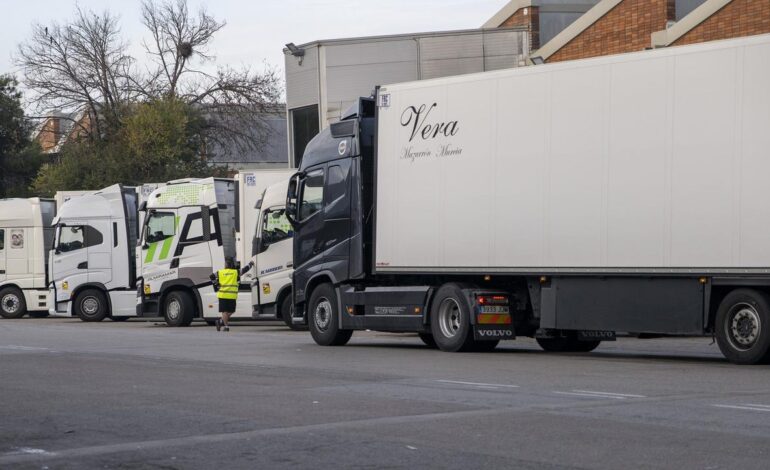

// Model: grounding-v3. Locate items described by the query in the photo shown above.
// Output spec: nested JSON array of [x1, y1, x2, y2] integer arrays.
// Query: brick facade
[[500, 6, 541, 50], [548, 0, 676, 62], [672, 0, 770, 46], [36, 118, 60, 153]]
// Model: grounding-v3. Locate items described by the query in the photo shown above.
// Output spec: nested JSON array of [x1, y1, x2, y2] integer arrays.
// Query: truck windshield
[[145, 212, 175, 244]]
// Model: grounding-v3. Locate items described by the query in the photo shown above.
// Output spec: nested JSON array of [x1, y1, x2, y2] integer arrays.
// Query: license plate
[[479, 306, 509, 314]]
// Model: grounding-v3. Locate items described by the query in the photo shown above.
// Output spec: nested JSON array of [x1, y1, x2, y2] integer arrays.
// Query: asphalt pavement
[[1, 317, 769, 469]]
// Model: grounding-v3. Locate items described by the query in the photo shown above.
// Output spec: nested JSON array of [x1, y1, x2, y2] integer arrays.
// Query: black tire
[[308, 283, 352, 346], [163, 291, 195, 327], [280, 294, 306, 331], [472, 340, 500, 352], [536, 336, 573, 352], [570, 339, 601, 353], [74, 289, 108, 322], [418, 332, 438, 349], [537, 334, 601, 353], [110, 316, 130, 322], [430, 283, 476, 352], [715, 289, 770, 365], [29, 311, 49, 318], [0, 287, 26, 319]]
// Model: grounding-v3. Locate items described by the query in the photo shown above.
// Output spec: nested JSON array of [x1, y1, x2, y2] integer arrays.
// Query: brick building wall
[[672, 0, 770, 45], [36, 118, 60, 153], [500, 6, 541, 50], [548, 0, 676, 62]]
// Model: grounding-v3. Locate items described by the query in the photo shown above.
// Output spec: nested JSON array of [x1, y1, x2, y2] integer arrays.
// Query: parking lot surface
[[1, 318, 769, 469]]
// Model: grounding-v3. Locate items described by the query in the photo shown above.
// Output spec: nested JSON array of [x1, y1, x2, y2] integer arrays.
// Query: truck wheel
[[430, 283, 475, 352], [281, 295, 306, 331], [164, 291, 195, 327], [308, 283, 352, 346], [570, 339, 601, 352], [75, 289, 108, 322], [0, 287, 26, 319], [473, 340, 500, 352], [418, 332, 438, 349], [536, 336, 572, 352], [715, 289, 770, 365]]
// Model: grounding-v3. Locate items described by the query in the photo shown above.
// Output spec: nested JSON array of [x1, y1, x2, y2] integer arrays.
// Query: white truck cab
[[49, 185, 139, 321], [137, 171, 294, 327], [137, 178, 246, 326], [251, 179, 299, 329], [0, 198, 56, 319]]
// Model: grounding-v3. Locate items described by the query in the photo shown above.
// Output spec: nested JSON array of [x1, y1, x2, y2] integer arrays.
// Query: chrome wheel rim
[[167, 299, 181, 320], [81, 297, 99, 315], [314, 298, 332, 331], [438, 298, 462, 339], [727, 302, 761, 351], [2, 294, 20, 314]]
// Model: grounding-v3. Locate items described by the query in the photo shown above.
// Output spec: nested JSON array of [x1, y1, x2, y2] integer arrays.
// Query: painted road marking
[[0, 345, 51, 351], [436, 380, 519, 389], [554, 390, 646, 400], [712, 404, 770, 412]]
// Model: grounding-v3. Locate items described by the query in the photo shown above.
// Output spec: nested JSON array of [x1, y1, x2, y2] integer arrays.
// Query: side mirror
[[285, 173, 301, 227], [252, 237, 261, 257]]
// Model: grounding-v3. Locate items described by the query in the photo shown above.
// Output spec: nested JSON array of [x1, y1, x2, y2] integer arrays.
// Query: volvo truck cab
[[0, 198, 56, 319], [49, 185, 139, 321]]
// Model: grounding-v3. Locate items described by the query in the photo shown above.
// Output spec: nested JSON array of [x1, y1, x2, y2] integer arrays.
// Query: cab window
[[299, 170, 324, 220], [260, 209, 292, 253], [56, 225, 104, 253], [57, 226, 84, 252], [145, 212, 176, 244]]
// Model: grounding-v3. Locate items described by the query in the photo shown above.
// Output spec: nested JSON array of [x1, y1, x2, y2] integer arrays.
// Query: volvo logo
[[338, 140, 347, 155]]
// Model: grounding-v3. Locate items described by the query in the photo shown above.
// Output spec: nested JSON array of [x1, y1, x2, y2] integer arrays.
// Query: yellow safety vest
[[217, 269, 239, 300]]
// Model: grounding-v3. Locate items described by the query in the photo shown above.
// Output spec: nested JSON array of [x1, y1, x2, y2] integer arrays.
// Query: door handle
[[77, 262, 88, 269], [0, 270, 4, 274]]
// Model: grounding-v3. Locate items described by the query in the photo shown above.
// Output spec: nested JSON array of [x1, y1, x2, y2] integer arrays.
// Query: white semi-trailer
[[0, 198, 56, 318], [49, 185, 139, 321], [251, 179, 300, 329], [287, 34, 770, 364], [137, 171, 293, 326]]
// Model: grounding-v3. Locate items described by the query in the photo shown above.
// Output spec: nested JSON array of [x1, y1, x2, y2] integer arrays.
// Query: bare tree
[[140, 0, 282, 154], [17, 0, 282, 157], [16, 7, 136, 139]]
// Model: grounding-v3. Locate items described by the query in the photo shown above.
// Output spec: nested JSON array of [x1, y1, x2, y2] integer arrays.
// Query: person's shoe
[[215, 319, 222, 332], [224, 326, 230, 332]]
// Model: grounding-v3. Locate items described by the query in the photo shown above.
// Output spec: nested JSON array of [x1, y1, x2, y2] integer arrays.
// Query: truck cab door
[[86, 222, 111, 285], [255, 208, 294, 308], [140, 210, 179, 292], [51, 223, 90, 302], [293, 167, 326, 270]]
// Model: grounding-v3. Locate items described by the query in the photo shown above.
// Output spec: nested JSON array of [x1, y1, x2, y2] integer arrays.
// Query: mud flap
[[474, 324, 515, 341]]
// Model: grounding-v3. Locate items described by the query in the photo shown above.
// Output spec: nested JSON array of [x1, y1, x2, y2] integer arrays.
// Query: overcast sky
[[1, 0, 504, 100]]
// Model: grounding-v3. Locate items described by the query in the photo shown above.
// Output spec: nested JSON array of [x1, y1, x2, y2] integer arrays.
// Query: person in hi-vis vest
[[211, 257, 252, 332]]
